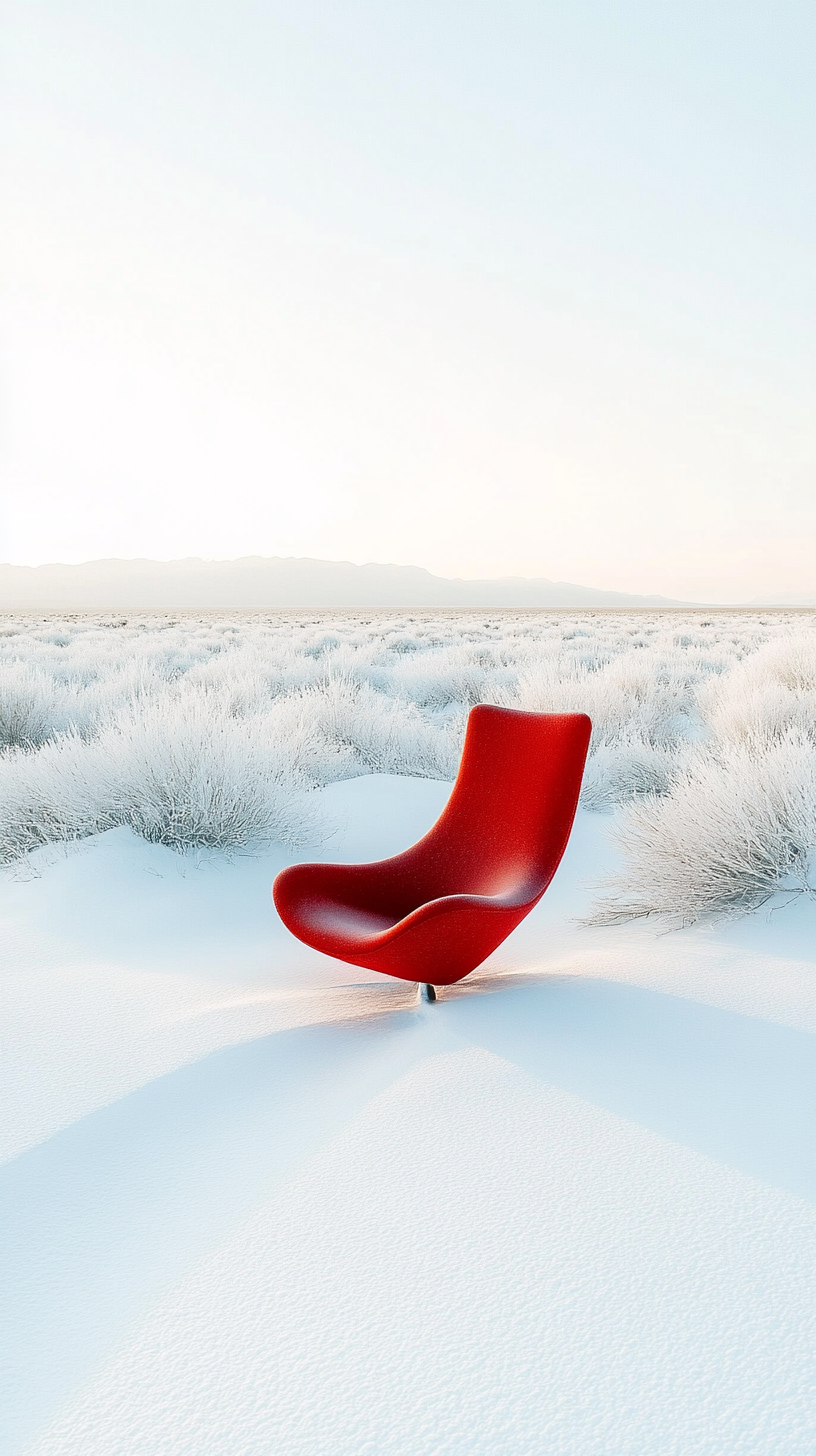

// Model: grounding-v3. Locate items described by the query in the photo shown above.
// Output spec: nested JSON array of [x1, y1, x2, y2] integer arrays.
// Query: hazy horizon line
[[0, 554, 814, 609]]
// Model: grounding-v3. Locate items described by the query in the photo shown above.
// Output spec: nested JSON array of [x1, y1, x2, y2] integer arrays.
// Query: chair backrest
[[393, 705, 591, 904]]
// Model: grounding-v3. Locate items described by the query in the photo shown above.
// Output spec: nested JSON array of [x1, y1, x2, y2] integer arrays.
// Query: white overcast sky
[[1, 1, 814, 600]]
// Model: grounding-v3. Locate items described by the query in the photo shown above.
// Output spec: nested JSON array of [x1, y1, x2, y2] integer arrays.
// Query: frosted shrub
[[0, 697, 326, 862], [0, 662, 59, 747], [0, 608, 814, 887], [98, 698, 328, 851], [509, 650, 704, 745], [300, 676, 464, 780], [506, 651, 703, 807], [580, 736, 679, 811], [0, 657, 170, 746], [590, 732, 816, 925], [699, 634, 816, 744], [383, 643, 511, 709]]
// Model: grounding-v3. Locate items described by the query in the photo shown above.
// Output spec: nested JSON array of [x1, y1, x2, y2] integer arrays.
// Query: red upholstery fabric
[[273, 705, 591, 986]]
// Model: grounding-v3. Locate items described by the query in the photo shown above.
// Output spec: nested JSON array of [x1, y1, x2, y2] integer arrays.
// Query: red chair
[[273, 705, 591, 996]]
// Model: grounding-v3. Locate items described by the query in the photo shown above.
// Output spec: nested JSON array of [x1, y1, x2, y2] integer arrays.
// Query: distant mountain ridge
[[0, 556, 687, 609]]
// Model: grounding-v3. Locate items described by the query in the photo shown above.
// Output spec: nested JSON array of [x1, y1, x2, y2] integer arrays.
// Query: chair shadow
[[3, 972, 814, 1456], [0, 1011, 428, 1456], [438, 976, 816, 1203]]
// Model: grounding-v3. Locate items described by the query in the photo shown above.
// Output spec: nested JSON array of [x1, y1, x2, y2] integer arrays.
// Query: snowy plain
[[2, 609, 816, 1454]]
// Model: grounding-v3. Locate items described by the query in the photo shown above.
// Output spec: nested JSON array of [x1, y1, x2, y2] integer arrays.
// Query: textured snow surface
[[3, 775, 816, 1455]]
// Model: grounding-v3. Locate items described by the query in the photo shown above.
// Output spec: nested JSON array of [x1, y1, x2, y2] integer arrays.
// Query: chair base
[[418, 982, 437, 1004]]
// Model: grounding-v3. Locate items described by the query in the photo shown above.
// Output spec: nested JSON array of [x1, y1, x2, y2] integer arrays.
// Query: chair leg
[[418, 982, 437, 1003]]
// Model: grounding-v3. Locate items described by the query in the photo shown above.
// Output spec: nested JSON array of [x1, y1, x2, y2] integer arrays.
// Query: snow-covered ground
[[3, 770, 815, 1455]]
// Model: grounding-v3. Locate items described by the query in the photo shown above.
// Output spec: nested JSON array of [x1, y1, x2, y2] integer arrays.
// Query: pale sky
[[1, 1, 814, 601]]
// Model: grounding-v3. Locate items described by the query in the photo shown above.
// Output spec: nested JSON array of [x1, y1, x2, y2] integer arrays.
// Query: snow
[[2, 774, 816, 1454]]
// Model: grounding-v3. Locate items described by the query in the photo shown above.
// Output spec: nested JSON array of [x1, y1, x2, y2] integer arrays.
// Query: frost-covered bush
[[580, 735, 679, 811], [0, 696, 328, 861], [590, 732, 816, 925], [0, 607, 814, 887], [298, 676, 464, 780], [588, 628, 816, 923], [698, 634, 816, 745], [0, 662, 59, 747], [507, 650, 704, 748]]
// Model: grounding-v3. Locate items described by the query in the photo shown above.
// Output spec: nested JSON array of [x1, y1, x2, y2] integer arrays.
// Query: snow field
[[20, 1050, 816, 1456], [2, 782, 815, 1455]]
